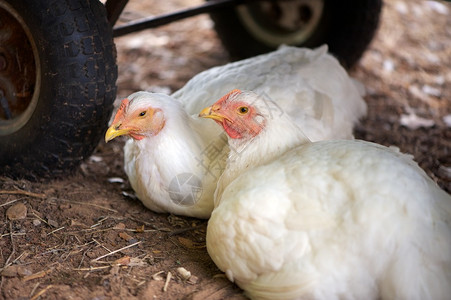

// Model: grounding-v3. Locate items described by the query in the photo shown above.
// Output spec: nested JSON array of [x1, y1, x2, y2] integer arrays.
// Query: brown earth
[[1, 0, 450, 299]]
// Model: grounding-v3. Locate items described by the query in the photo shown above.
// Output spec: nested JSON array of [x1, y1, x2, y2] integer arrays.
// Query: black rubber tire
[[0, 0, 117, 180], [209, 0, 382, 69]]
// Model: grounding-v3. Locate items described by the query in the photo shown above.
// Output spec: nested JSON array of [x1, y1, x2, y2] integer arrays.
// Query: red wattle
[[223, 121, 242, 139]]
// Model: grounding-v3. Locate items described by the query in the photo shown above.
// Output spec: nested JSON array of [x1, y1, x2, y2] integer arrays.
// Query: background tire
[[0, 0, 117, 180], [209, 0, 382, 69]]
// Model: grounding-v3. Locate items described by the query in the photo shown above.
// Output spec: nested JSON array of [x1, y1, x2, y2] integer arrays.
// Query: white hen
[[200, 90, 451, 300], [106, 93, 227, 217], [105, 45, 366, 218]]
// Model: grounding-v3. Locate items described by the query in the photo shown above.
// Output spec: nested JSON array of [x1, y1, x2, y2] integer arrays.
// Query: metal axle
[[112, 0, 262, 37]]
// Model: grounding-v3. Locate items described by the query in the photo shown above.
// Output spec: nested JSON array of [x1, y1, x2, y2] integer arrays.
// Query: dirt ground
[[1, 0, 450, 299]]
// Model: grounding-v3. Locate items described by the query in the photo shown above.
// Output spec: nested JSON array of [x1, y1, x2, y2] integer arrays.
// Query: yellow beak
[[199, 106, 230, 122], [104, 124, 132, 143]]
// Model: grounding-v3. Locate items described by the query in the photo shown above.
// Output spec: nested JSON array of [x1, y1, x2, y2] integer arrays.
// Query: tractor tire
[[0, 0, 117, 180], [209, 0, 382, 68]]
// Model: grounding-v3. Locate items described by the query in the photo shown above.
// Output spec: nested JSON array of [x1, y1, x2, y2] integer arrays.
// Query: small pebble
[[6, 203, 27, 220], [17, 266, 32, 277], [1, 265, 32, 277], [47, 219, 59, 228], [383, 59, 394, 72], [90, 155, 103, 162], [70, 219, 85, 227], [59, 203, 71, 210], [33, 219, 41, 226], [177, 267, 191, 280], [1, 266, 18, 277], [128, 238, 139, 245], [119, 232, 133, 241], [113, 222, 126, 230]]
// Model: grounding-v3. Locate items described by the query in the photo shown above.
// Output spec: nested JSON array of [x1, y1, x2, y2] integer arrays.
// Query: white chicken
[[105, 45, 366, 218], [200, 89, 451, 300], [106, 92, 227, 217]]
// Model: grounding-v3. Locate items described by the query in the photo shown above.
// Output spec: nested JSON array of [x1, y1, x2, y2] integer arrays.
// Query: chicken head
[[199, 89, 267, 140], [105, 97, 165, 142]]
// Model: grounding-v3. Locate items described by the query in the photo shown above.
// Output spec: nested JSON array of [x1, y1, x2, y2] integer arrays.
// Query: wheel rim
[[0, 1, 40, 136], [236, 0, 325, 47]]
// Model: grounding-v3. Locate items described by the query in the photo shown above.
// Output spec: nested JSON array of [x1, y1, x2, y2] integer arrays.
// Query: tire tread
[[0, 0, 117, 180]]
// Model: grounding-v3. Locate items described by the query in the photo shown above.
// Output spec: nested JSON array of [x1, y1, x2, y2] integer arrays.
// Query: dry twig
[[90, 216, 109, 228], [125, 214, 169, 231], [23, 268, 54, 282], [52, 198, 118, 213], [163, 271, 172, 292], [29, 282, 40, 299], [30, 285, 54, 300], [30, 210, 49, 226], [0, 232, 26, 238], [47, 226, 65, 236], [91, 241, 142, 262], [0, 189, 45, 199], [168, 224, 206, 236], [12, 250, 30, 265], [0, 199, 18, 208], [73, 265, 111, 271], [92, 238, 112, 254], [2, 223, 16, 271]]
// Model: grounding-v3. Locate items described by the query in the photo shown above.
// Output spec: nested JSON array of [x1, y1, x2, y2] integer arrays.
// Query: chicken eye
[[238, 106, 249, 114], [139, 111, 146, 117]]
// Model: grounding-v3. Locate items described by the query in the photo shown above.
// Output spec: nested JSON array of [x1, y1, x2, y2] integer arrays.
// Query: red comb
[[112, 98, 129, 124], [216, 89, 242, 105]]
